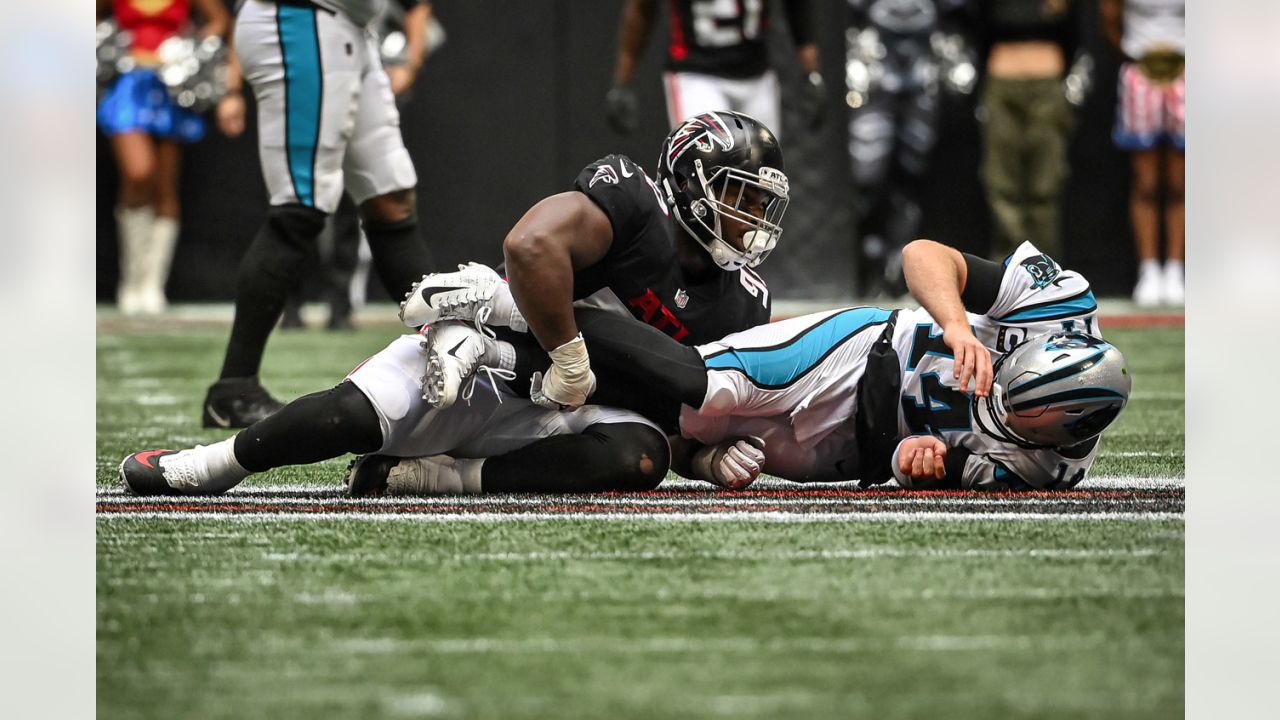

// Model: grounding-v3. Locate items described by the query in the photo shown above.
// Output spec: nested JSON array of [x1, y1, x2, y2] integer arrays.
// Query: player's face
[[718, 184, 770, 252]]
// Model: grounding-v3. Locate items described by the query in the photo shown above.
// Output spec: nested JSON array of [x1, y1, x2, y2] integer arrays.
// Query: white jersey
[[891, 243, 1102, 489], [1122, 0, 1185, 58], [680, 242, 1103, 488]]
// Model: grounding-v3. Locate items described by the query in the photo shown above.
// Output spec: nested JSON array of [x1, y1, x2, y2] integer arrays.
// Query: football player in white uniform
[[202, 0, 435, 429], [376, 239, 1129, 492], [671, 238, 1128, 490]]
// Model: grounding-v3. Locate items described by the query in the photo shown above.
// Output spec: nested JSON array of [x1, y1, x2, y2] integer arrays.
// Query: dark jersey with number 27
[[572, 154, 771, 345]]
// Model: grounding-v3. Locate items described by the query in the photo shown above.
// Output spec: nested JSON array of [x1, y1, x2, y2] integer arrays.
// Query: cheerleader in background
[[97, 0, 244, 315]]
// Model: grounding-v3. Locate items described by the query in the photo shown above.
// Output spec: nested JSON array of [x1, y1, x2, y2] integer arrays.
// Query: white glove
[[692, 437, 766, 490], [529, 333, 597, 410]]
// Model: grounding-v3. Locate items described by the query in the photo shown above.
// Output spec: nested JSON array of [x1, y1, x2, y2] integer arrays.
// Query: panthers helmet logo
[[664, 112, 735, 171]]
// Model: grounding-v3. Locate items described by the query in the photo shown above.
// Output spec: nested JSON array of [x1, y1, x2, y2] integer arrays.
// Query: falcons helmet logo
[[664, 112, 736, 171]]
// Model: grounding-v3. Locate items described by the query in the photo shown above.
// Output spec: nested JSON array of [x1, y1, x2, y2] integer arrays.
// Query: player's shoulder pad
[[989, 241, 1097, 325], [573, 154, 670, 234]]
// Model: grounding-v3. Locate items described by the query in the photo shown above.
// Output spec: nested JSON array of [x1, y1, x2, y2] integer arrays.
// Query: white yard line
[[96, 510, 1184, 523], [94, 494, 1179, 507], [95, 475, 1185, 498], [336, 633, 1111, 656]]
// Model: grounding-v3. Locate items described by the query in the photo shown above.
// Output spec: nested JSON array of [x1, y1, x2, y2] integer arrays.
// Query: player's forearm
[[402, 4, 430, 72], [902, 239, 969, 334], [667, 436, 702, 481], [504, 232, 580, 351], [613, 0, 657, 86]]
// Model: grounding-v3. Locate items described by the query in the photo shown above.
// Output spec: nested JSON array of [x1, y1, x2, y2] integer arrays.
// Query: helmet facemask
[[673, 160, 789, 271]]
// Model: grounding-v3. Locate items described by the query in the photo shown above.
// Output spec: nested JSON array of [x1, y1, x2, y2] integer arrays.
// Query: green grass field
[[96, 310, 1184, 719]]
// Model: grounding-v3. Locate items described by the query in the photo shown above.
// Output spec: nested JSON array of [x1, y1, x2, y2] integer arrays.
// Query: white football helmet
[[975, 331, 1131, 449]]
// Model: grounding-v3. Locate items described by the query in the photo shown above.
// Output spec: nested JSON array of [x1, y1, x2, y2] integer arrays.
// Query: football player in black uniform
[[605, 0, 824, 135], [118, 111, 790, 497]]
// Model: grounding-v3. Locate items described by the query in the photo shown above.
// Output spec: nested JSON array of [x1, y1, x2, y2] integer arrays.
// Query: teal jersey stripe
[[998, 291, 1098, 323], [704, 307, 893, 388], [279, 5, 321, 207]]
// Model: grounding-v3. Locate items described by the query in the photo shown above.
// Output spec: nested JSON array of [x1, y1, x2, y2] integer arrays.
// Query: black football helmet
[[656, 111, 789, 270]]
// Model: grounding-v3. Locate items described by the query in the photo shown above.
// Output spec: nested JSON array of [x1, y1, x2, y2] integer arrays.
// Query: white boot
[[138, 216, 179, 315], [116, 206, 154, 315], [1161, 259, 1184, 306], [1132, 259, 1162, 308]]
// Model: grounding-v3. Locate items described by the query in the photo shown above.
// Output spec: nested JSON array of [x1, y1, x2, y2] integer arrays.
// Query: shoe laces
[[473, 305, 496, 339], [460, 365, 518, 406], [159, 450, 199, 489]]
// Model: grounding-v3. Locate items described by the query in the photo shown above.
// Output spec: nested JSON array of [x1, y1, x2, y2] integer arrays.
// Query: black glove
[[605, 85, 639, 136], [798, 72, 827, 131]]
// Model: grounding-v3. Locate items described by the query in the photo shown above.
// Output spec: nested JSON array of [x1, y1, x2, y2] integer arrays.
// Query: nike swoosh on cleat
[[135, 449, 171, 470], [205, 403, 231, 428], [447, 338, 468, 358], [419, 286, 460, 309]]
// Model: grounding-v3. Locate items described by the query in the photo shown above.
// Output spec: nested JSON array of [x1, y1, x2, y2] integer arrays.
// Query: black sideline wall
[[96, 0, 1138, 303]]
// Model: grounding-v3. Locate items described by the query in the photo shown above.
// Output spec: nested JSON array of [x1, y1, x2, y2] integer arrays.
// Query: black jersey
[[572, 154, 771, 346], [664, 0, 813, 79]]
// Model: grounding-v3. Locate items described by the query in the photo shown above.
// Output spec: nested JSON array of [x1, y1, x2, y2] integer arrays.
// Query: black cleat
[[202, 377, 285, 429], [118, 449, 185, 496], [345, 454, 400, 497]]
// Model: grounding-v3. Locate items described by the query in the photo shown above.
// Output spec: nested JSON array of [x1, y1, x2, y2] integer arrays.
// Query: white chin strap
[[707, 238, 748, 270]]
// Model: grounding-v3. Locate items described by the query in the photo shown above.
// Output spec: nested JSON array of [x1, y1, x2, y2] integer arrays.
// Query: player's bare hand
[[942, 324, 992, 397], [216, 92, 246, 137], [898, 435, 947, 481]]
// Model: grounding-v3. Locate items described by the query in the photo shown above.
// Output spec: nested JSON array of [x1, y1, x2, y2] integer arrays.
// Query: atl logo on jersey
[[627, 288, 690, 342]]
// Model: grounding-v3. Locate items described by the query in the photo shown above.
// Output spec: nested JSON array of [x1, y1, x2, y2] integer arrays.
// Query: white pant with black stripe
[[235, 0, 417, 213]]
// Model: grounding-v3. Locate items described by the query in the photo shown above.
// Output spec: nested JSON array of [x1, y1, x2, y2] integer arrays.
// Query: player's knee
[[594, 423, 670, 492], [361, 190, 416, 227], [316, 381, 383, 452], [1165, 180, 1184, 205], [267, 203, 327, 243]]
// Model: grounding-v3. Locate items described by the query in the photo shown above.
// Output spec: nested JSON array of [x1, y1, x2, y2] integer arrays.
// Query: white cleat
[[399, 262, 502, 328], [420, 322, 492, 409], [385, 454, 483, 496]]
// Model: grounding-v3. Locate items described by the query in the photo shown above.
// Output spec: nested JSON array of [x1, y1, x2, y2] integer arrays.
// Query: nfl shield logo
[[674, 289, 689, 309]]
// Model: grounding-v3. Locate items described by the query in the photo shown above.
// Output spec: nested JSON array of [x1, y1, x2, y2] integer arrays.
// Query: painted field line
[[338, 633, 1109, 656], [94, 475, 1185, 497], [96, 510, 1185, 523], [95, 494, 1179, 507], [392, 548, 1172, 562]]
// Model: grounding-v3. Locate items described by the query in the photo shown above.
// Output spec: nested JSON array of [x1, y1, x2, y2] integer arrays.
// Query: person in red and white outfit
[[97, 0, 244, 315], [1102, 0, 1185, 307]]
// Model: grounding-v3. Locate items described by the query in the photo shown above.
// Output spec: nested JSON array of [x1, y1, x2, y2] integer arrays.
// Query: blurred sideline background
[[94, 0, 1134, 304]]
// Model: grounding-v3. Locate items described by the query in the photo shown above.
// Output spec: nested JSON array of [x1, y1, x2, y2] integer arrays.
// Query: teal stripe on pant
[[278, 5, 321, 207], [704, 307, 894, 388]]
